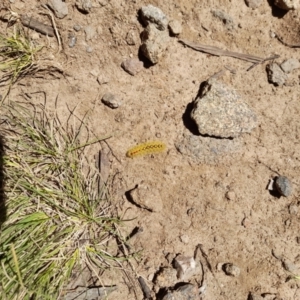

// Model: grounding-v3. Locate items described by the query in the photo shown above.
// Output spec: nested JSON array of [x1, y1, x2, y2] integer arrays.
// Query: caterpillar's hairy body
[[126, 141, 166, 158]]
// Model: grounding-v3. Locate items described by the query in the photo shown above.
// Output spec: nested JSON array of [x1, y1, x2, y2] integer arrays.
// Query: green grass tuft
[[0, 102, 129, 299], [0, 25, 42, 100]]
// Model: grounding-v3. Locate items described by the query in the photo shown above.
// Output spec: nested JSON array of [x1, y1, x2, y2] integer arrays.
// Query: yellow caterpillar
[[126, 141, 166, 158]]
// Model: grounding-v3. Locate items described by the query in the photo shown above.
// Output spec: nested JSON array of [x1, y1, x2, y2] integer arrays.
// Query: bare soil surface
[[2, 0, 300, 299]]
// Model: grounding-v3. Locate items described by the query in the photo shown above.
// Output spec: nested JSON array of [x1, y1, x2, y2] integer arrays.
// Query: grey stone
[[121, 58, 143, 76], [162, 284, 200, 300], [174, 255, 196, 280], [211, 9, 235, 31], [68, 33, 76, 48], [101, 93, 121, 109], [267, 63, 288, 86], [47, 0, 68, 19], [191, 78, 257, 138], [140, 24, 170, 64], [125, 29, 138, 45], [223, 263, 240, 277], [175, 131, 241, 164], [73, 25, 81, 31], [140, 4, 168, 31], [274, 0, 298, 10], [168, 20, 182, 35], [280, 58, 300, 73], [245, 0, 263, 8], [275, 176, 292, 197], [84, 26, 96, 41], [76, 0, 92, 13]]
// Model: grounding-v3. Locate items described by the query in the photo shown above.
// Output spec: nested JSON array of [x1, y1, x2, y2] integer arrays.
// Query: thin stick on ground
[[41, 4, 62, 52], [179, 39, 278, 64]]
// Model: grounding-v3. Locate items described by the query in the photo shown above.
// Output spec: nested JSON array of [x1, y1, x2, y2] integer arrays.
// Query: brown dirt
[[2, 0, 300, 299]]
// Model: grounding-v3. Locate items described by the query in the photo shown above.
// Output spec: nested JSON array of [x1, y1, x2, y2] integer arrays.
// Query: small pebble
[[68, 33, 77, 48], [121, 58, 143, 76], [225, 190, 236, 201], [282, 259, 298, 273], [180, 234, 189, 244], [245, 0, 263, 8], [266, 63, 287, 86], [223, 263, 240, 277], [125, 29, 137, 45], [168, 19, 182, 35], [139, 4, 168, 31], [280, 58, 300, 73], [289, 204, 298, 215], [97, 74, 110, 85], [275, 176, 292, 197], [242, 217, 251, 228], [174, 255, 196, 280], [86, 46, 93, 53], [73, 25, 81, 31], [76, 0, 92, 13], [47, 0, 68, 19], [101, 93, 121, 109], [84, 26, 96, 41]]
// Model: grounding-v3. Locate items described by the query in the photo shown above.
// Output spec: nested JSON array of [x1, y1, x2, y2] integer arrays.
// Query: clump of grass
[[0, 102, 129, 299], [0, 25, 42, 95]]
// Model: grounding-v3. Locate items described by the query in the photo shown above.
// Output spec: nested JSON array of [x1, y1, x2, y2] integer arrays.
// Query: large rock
[[191, 79, 257, 138], [274, 0, 298, 10], [140, 24, 170, 64]]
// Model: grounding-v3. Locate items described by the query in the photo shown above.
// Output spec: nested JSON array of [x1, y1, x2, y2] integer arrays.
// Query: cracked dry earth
[[2, 0, 300, 299]]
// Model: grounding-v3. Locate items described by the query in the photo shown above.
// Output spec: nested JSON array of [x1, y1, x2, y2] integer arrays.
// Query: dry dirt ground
[[2, 0, 300, 299]]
